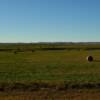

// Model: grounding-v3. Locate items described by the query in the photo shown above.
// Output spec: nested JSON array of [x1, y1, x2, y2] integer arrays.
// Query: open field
[[0, 43, 100, 99], [0, 44, 100, 83]]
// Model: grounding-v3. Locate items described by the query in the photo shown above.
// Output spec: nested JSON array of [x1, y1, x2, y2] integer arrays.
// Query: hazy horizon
[[0, 0, 100, 42]]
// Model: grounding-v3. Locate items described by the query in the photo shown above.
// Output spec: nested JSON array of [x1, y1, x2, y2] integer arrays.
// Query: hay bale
[[32, 50, 35, 52], [86, 56, 93, 62], [14, 51, 17, 54]]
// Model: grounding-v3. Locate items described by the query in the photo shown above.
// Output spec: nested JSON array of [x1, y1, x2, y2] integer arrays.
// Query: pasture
[[0, 45, 100, 83], [0, 43, 100, 99]]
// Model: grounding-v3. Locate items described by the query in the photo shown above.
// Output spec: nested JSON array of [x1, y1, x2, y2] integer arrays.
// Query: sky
[[0, 0, 100, 42]]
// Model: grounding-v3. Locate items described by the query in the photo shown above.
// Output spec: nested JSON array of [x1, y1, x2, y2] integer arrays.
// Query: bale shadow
[[94, 60, 100, 62]]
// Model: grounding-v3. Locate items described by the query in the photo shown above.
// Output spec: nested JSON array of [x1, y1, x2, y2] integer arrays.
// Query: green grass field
[[0, 48, 100, 84], [0, 43, 100, 99]]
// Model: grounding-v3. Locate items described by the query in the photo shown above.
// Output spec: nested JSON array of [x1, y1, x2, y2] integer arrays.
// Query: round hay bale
[[86, 56, 93, 62], [14, 51, 17, 54]]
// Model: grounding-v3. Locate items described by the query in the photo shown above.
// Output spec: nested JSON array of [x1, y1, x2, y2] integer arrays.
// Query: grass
[[0, 44, 100, 99], [0, 50, 100, 83], [0, 89, 100, 100]]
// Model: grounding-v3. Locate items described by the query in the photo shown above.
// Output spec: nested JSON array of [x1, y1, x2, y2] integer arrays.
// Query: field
[[0, 43, 100, 99]]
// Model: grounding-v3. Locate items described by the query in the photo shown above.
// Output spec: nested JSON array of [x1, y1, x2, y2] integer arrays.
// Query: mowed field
[[0, 43, 100, 99]]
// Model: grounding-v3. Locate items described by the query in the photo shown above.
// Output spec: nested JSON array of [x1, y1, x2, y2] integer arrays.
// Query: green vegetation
[[0, 43, 100, 90]]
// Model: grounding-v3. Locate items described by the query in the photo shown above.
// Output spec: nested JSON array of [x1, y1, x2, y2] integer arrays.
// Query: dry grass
[[0, 90, 100, 100]]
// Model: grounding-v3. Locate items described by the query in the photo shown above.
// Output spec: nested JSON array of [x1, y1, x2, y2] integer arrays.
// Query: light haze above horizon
[[0, 0, 100, 43]]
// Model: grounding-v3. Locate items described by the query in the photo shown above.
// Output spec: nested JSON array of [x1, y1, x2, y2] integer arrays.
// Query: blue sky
[[0, 0, 100, 42]]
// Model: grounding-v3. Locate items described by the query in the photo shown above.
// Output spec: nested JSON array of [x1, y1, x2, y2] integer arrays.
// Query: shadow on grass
[[94, 60, 100, 62]]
